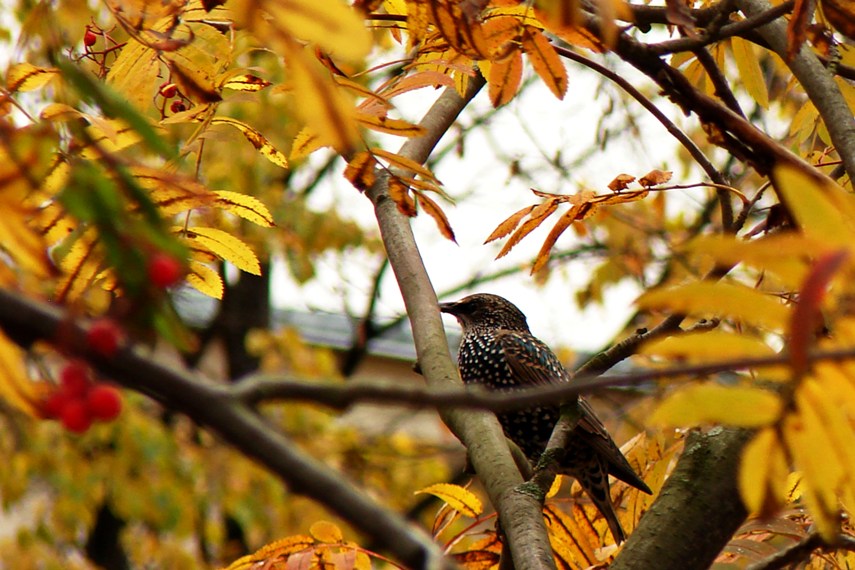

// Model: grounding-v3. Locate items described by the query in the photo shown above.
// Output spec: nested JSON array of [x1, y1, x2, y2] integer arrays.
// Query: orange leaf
[[521, 26, 567, 98], [388, 178, 416, 216], [429, 0, 491, 58], [344, 151, 378, 191], [371, 148, 440, 182], [484, 205, 535, 243], [488, 50, 523, 107], [495, 197, 558, 259], [787, 0, 812, 61], [531, 205, 582, 273], [481, 15, 522, 59], [417, 192, 456, 242], [354, 113, 427, 137]]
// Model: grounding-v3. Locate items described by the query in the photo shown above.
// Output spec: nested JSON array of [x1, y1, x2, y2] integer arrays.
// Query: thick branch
[[365, 74, 556, 570], [611, 427, 751, 570], [0, 289, 448, 569]]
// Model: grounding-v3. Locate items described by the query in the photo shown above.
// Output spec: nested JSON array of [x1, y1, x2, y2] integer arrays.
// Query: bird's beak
[[438, 301, 458, 314]]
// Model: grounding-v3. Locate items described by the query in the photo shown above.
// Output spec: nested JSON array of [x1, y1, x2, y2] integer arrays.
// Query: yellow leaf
[[235, 0, 371, 62], [220, 73, 272, 92], [6, 63, 58, 92], [783, 404, 843, 540], [211, 117, 288, 169], [107, 39, 161, 111], [0, 331, 40, 417], [0, 194, 53, 278], [651, 384, 781, 427], [416, 483, 483, 517], [772, 163, 855, 248], [186, 261, 223, 299], [283, 42, 360, 155], [214, 191, 275, 227], [546, 474, 563, 498], [521, 26, 567, 99], [641, 330, 777, 362], [310, 520, 343, 543], [488, 50, 523, 107], [637, 282, 790, 332], [730, 37, 768, 109], [739, 427, 778, 515], [81, 118, 145, 157], [183, 227, 261, 275], [354, 113, 427, 137], [289, 127, 326, 160]]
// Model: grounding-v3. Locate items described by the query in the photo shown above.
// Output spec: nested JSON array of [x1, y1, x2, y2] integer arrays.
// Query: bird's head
[[439, 293, 530, 333]]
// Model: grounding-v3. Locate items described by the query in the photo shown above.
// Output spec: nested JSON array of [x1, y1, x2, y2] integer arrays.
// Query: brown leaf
[[388, 177, 416, 216], [354, 113, 427, 137], [638, 169, 672, 187], [608, 173, 636, 192], [488, 50, 523, 107], [484, 205, 535, 243], [520, 26, 568, 99], [343, 151, 378, 192], [787, 0, 812, 61], [417, 192, 456, 242], [822, 0, 855, 40]]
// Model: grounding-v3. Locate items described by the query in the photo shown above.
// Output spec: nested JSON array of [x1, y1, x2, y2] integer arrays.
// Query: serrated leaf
[[485, 205, 535, 243], [416, 483, 483, 517], [183, 227, 261, 274], [214, 191, 274, 227], [6, 63, 58, 92], [211, 117, 288, 169], [309, 520, 343, 543], [428, 0, 490, 58], [637, 282, 790, 331], [531, 205, 582, 273], [289, 127, 326, 160], [608, 173, 636, 192], [488, 50, 523, 107], [495, 197, 558, 259], [186, 261, 224, 299], [651, 384, 781, 427], [521, 26, 567, 99], [417, 191, 456, 242], [107, 38, 161, 111], [637, 169, 672, 187]]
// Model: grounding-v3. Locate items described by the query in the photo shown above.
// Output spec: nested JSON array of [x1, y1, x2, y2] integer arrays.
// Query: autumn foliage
[[1, 0, 855, 567]]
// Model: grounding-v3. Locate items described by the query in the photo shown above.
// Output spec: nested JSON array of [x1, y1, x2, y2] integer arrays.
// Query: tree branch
[[364, 74, 557, 570], [0, 289, 449, 570]]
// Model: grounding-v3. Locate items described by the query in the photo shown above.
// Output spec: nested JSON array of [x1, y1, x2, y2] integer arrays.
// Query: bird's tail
[[575, 459, 627, 544]]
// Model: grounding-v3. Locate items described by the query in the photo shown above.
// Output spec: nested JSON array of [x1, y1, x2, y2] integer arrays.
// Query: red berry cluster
[[158, 81, 188, 115], [41, 361, 122, 434]]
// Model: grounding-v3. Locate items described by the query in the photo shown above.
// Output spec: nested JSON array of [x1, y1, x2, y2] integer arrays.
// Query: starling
[[440, 293, 651, 543]]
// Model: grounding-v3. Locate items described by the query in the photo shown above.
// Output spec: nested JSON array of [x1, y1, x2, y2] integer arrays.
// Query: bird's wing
[[497, 330, 652, 494], [495, 329, 571, 386]]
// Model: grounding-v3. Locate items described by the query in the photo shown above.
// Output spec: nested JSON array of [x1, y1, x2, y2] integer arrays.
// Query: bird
[[439, 293, 651, 543]]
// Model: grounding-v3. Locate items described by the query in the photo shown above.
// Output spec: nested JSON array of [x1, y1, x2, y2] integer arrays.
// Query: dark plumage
[[440, 293, 651, 543]]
